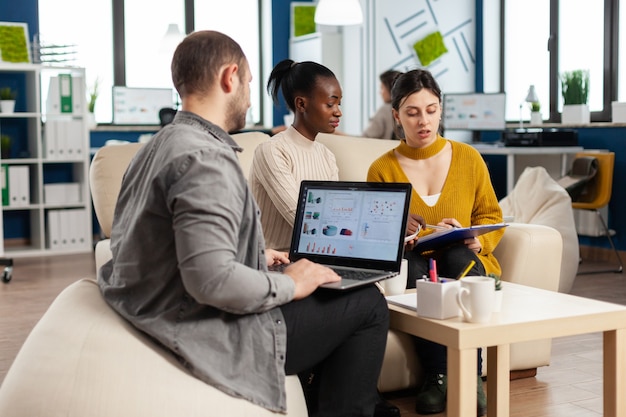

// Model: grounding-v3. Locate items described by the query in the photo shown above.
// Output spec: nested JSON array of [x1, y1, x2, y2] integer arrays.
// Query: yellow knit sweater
[[367, 137, 503, 275]]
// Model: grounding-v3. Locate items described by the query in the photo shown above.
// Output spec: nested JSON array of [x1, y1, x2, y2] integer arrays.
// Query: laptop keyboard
[[269, 264, 386, 281], [331, 268, 385, 281]]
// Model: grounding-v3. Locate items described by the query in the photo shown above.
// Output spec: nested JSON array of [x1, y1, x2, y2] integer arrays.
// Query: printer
[[502, 128, 579, 147]]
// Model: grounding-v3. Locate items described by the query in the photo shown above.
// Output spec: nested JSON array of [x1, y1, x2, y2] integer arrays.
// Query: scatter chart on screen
[[296, 189, 405, 261]]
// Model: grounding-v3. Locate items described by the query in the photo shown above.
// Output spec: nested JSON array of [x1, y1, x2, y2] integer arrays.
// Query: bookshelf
[[0, 63, 91, 258]]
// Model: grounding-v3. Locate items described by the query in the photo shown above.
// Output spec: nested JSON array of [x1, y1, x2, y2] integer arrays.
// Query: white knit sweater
[[249, 126, 339, 251]]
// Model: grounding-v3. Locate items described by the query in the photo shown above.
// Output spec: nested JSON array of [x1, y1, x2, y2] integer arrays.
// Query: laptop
[[282, 180, 412, 290]]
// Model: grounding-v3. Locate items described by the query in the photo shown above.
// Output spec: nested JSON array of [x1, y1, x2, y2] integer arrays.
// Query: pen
[[426, 224, 448, 231], [429, 258, 438, 282], [456, 260, 476, 280], [426, 223, 460, 230]]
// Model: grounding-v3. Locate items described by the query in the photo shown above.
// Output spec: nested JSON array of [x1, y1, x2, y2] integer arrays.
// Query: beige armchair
[[0, 141, 308, 417], [314, 133, 563, 390]]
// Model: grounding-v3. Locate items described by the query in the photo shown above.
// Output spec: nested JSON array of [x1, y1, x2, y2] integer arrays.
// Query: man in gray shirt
[[98, 30, 390, 417]]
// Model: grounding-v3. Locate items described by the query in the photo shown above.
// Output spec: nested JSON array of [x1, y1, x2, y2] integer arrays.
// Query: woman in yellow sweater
[[367, 69, 503, 417]]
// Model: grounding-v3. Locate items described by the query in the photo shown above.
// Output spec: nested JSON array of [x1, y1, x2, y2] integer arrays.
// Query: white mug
[[383, 259, 408, 296], [456, 276, 495, 323]]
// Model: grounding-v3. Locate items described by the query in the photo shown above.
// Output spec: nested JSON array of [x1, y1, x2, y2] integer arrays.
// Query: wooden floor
[[1, 251, 625, 416]]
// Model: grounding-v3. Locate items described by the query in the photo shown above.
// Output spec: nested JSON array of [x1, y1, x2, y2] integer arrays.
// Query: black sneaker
[[374, 397, 400, 417], [415, 373, 446, 414]]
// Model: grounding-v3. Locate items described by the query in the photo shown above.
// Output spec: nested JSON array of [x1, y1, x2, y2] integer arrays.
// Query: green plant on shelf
[[1, 134, 11, 159], [0, 86, 16, 101], [560, 69, 589, 105], [88, 77, 100, 113]]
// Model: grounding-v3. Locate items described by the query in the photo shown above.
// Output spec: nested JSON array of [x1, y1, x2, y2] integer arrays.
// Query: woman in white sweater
[[249, 58, 400, 417], [249, 59, 342, 252]]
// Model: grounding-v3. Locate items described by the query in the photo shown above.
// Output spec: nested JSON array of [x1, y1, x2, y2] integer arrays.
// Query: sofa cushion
[[316, 133, 398, 181], [231, 131, 271, 180], [0, 279, 307, 417], [90, 143, 144, 238]]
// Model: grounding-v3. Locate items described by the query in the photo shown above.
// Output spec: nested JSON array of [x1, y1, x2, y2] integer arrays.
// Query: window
[[194, 0, 262, 124], [619, 0, 626, 100], [502, 0, 617, 123], [124, 0, 184, 90], [39, 0, 267, 125], [558, 0, 604, 112], [503, 0, 550, 122], [38, 0, 113, 122]]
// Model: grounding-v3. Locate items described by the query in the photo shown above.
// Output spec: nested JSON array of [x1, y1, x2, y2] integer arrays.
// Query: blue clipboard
[[415, 223, 508, 252]]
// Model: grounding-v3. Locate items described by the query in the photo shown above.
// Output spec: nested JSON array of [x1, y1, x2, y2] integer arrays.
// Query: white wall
[[288, 0, 477, 137]]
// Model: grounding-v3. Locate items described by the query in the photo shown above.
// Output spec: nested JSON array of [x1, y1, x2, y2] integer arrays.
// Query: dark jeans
[[281, 285, 389, 417], [405, 244, 485, 375]]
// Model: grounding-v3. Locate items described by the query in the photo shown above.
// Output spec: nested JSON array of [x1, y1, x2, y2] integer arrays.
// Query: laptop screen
[[289, 181, 412, 271]]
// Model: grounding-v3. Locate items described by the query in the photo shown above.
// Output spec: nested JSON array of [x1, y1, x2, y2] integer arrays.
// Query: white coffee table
[[387, 282, 626, 417]]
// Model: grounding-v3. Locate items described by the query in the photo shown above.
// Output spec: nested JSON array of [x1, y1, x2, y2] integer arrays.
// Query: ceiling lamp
[[314, 0, 363, 26]]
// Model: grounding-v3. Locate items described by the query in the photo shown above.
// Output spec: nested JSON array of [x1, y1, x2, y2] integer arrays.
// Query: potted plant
[[529, 101, 542, 125], [88, 78, 99, 114], [86, 77, 99, 128], [488, 273, 503, 312], [1, 134, 11, 159], [560, 69, 590, 124], [0, 86, 17, 114]]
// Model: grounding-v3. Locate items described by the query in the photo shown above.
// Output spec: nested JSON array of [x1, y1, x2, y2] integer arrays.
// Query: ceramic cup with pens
[[456, 276, 495, 323]]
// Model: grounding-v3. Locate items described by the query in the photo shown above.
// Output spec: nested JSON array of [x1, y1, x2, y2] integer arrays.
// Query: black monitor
[[442, 92, 506, 132]]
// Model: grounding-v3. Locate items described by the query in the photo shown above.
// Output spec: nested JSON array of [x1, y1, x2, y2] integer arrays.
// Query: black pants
[[405, 244, 485, 375], [281, 285, 389, 417]]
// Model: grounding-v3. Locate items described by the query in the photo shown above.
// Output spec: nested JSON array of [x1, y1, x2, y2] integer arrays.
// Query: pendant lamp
[[314, 0, 363, 26]]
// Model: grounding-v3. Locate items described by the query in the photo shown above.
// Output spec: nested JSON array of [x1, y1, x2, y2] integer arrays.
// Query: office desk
[[474, 145, 584, 194]]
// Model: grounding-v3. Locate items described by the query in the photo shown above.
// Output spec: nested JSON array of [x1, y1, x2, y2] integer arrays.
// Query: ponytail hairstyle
[[267, 59, 337, 112]]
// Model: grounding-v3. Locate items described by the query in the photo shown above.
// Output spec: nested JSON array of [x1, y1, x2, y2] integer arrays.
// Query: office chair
[[571, 151, 623, 274], [158, 107, 177, 128]]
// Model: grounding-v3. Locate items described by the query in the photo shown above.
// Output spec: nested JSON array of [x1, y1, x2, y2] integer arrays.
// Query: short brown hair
[[171, 30, 247, 98]]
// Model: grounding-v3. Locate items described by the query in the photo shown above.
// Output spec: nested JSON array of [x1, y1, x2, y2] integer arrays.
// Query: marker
[[456, 260, 476, 280], [429, 258, 438, 282], [426, 224, 448, 231]]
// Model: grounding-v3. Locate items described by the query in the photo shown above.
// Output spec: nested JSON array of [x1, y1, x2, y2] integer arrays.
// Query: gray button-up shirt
[[98, 111, 296, 412]]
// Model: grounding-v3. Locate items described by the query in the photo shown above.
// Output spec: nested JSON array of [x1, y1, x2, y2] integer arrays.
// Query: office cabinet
[[0, 63, 91, 257]]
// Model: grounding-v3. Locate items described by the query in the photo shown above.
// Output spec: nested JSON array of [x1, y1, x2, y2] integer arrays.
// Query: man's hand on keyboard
[[265, 248, 290, 268], [284, 259, 340, 300]]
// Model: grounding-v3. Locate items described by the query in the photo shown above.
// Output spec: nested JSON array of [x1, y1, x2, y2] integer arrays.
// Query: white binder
[[47, 210, 62, 250], [8, 166, 29, 207]]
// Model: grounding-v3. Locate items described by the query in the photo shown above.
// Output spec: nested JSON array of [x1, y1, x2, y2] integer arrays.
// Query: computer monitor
[[112, 87, 175, 125], [442, 92, 506, 132]]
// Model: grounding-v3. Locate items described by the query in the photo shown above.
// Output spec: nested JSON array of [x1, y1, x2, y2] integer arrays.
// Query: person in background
[[98, 30, 391, 417], [367, 69, 504, 416], [249, 59, 341, 252], [362, 69, 403, 139]]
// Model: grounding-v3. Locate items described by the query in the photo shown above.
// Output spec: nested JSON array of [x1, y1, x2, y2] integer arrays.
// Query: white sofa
[[0, 131, 563, 416]]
